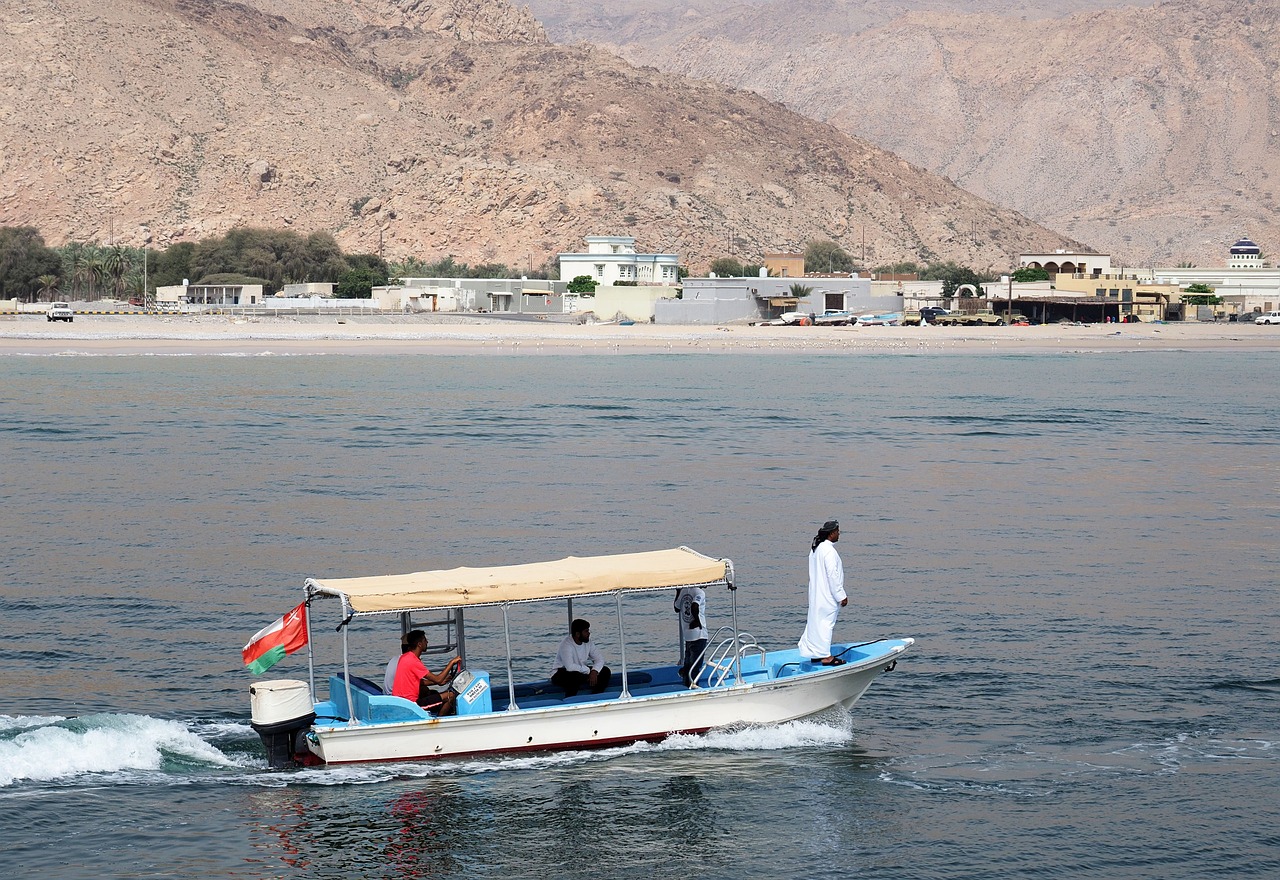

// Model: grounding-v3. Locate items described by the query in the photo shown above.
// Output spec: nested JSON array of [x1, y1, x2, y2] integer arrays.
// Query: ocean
[[1, 350, 1277, 879]]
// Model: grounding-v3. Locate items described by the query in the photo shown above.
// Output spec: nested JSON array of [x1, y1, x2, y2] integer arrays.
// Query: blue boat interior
[[312, 642, 893, 726]]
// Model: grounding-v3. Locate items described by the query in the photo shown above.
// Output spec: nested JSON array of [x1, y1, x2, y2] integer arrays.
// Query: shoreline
[[1, 314, 1277, 356]]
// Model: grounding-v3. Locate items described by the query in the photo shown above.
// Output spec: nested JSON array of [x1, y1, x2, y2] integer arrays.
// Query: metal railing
[[692, 627, 768, 689]]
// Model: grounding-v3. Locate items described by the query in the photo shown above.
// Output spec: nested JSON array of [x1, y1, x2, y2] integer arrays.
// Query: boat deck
[[313, 642, 891, 728]]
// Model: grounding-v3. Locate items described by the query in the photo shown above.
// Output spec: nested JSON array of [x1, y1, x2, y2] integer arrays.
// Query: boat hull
[[307, 639, 912, 764]]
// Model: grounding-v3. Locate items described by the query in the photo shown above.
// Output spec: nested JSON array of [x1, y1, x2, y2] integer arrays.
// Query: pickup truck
[[934, 311, 1005, 326], [46, 302, 74, 322]]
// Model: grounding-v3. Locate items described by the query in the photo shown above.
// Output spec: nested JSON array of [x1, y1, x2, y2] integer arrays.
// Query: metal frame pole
[[341, 612, 357, 725], [615, 593, 630, 699], [502, 604, 519, 712], [727, 565, 743, 686]]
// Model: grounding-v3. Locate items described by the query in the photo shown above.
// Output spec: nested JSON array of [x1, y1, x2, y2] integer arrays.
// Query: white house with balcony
[[558, 236, 679, 286]]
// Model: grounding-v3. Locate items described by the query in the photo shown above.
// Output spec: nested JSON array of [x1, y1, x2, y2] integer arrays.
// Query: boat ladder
[[694, 627, 768, 689]]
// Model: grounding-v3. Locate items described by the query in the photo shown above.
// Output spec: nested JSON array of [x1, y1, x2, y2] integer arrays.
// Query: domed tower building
[[1228, 237, 1263, 270]]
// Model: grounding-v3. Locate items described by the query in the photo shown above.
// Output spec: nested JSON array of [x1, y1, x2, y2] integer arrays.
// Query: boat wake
[[1, 711, 855, 791], [0, 713, 252, 789]]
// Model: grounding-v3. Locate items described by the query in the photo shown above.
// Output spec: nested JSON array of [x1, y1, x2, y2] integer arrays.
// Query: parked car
[[46, 302, 74, 322], [920, 307, 949, 323], [1256, 311, 1280, 325]]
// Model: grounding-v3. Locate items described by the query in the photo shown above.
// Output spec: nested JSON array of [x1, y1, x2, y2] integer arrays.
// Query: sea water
[[1, 351, 1277, 879]]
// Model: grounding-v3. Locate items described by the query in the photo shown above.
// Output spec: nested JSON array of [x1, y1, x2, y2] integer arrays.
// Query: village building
[[656, 274, 899, 324], [558, 236, 680, 286]]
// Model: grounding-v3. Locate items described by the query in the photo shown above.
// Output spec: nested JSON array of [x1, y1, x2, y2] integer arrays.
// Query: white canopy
[[308, 547, 730, 615]]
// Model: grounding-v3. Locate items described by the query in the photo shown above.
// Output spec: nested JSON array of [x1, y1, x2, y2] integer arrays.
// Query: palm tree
[[59, 242, 86, 298], [83, 247, 106, 300], [37, 274, 60, 301], [102, 244, 131, 299]]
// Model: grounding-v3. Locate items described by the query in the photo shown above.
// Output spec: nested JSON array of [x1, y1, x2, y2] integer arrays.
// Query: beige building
[[1020, 250, 1112, 278], [1051, 273, 1178, 321], [763, 253, 804, 278]]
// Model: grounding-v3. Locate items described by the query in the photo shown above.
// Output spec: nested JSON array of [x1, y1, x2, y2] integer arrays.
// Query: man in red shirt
[[391, 630, 460, 715]]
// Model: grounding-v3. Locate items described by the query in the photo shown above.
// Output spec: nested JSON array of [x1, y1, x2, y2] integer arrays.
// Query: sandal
[[817, 657, 845, 666]]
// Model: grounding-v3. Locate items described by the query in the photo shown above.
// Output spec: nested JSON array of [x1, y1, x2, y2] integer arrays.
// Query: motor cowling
[[249, 679, 315, 768]]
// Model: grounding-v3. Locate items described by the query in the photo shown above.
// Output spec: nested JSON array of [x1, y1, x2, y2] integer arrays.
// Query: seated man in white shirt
[[383, 632, 410, 694], [551, 618, 612, 697]]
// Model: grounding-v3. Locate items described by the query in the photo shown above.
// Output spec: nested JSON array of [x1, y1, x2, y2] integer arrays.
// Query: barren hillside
[[0, 0, 1078, 271], [533, 0, 1280, 265]]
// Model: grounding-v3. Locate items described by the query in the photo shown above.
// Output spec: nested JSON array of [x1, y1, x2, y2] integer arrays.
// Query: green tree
[[709, 257, 744, 277], [788, 282, 814, 300], [102, 244, 132, 298], [873, 261, 923, 276], [1182, 294, 1221, 305], [567, 274, 598, 294], [1012, 266, 1050, 283], [1184, 283, 1214, 294], [37, 274, 60, 300], [0, 226, 62, 301], [931, 263, 991, 299], [803, 240, 854, 274], [336, 265, 386, 299], [149, 242, 195, 289], [58, 241, 87, 298], [467, 262, 513, 279]]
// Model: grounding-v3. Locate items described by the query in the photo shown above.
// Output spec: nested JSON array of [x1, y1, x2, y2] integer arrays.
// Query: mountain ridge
[[0, 0, 1081, 271], [531, 0, 1280, 265]]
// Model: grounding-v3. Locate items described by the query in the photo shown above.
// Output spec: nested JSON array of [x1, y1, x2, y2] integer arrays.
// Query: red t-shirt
[[392, 652, 429, 700]]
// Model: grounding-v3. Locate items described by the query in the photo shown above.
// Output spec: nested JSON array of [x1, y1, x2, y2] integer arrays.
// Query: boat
[[855, 312, 902, 326], [247, 546, 914, 766]]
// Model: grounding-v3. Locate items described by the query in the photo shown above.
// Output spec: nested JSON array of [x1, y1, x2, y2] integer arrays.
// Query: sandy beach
[[1, 313, 1277, 356]]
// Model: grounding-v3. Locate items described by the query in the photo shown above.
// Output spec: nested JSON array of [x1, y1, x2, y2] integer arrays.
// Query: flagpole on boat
[[304, 583, 317, 702]]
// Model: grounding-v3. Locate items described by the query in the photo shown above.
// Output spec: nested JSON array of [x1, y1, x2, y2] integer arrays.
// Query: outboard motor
[[249, 679, 316, 768]]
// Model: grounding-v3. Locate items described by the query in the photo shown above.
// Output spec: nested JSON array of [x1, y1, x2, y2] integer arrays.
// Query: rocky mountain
[[0, 0, 1079, 271], [530, 0, 1280, 266]]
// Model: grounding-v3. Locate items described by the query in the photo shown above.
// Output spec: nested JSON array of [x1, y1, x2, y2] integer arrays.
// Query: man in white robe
[[798, 519, 848, 665]]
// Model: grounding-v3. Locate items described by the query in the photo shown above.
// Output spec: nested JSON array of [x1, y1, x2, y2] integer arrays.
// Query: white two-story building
[[558, 236, 679, 286]]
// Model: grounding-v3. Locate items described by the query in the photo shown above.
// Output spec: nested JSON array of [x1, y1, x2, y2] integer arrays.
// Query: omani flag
[[242, 602, 308, 674]]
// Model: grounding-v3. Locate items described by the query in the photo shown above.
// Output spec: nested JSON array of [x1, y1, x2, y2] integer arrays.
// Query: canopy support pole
[[502, 604, 519, 712], [341, 612, 358, 726], [455, 608, 467, 667], [729, 571, 743, 686], [615, 593, 631, 699]]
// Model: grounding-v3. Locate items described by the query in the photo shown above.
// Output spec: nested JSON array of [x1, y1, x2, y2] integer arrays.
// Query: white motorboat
[[247, 547, 913, 766]]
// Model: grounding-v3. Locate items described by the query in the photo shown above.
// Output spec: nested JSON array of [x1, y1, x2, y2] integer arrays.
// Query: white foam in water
[[254, 718, 855, 787], [0, 714, 66, 733], [0, 713, 241, 787]]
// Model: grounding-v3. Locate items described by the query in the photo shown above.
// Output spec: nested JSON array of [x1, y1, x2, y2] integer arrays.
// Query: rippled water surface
[[2, 351, 1278, 879]]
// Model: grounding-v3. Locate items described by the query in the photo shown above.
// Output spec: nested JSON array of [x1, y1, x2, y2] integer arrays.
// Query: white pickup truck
[[46, 302, 74, 322]]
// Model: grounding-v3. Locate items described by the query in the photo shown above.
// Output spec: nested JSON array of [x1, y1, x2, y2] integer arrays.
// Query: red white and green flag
[[242, 602, 308, 675]]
